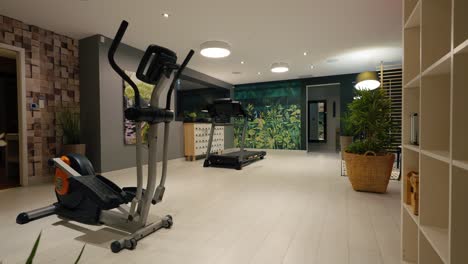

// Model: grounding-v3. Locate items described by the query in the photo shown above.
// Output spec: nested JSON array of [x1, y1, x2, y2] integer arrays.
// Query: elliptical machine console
[[16, 20, 194, 253]]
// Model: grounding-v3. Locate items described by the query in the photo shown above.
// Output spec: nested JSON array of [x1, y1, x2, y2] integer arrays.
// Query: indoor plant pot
[[344, 88, 394, 193], [58, 109, 85, 155], [340, 136, 353, 152], [62, 144, 86, 156], [344, 151, 394, 193]]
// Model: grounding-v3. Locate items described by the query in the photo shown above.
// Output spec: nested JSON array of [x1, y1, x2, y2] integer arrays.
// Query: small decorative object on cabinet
[[405, 171, 419, 215], [184, 123, 224, 161], [410, 113, 419, 145]]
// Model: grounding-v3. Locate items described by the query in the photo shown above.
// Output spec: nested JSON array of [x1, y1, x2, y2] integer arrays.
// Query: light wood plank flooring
[[0, 150, 401, 263]]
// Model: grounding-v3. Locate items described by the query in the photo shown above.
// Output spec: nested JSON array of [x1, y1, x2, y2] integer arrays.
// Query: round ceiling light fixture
[[355, 71, 381, 90], [200, 40, 231, 58], [270, 62, 289, 73]]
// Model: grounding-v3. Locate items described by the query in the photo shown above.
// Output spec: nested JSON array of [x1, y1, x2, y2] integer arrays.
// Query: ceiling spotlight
[[241, 61, 245, 64], [303, 52, 308, 56], [200, 40, 231, 58], [310, 65, 315, 69], [270, 62, 289, 73], [257, 72, 262, 75], [162, 13, 170, 18], [355, 71, 381, 90]]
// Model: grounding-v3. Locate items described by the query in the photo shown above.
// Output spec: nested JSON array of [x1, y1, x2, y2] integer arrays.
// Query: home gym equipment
[[203, 98, 266, 170], [16, 20, 194, 253]]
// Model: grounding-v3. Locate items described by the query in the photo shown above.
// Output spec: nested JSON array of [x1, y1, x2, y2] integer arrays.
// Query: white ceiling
[[1, 0, 402, 85]]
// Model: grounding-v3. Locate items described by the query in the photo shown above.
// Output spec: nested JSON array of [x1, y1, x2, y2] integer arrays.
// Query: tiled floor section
[[0, 150, 401, 263]]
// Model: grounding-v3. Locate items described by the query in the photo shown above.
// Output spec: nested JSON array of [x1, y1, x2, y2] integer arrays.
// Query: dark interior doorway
[[308, 100, 327, 143], [0, 56, 19, 189]]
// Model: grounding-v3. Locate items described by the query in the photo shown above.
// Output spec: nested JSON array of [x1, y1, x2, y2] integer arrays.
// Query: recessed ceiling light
[[270, 62, 289, 73], [257, 72, 262, 75], [303, 52, 308, 56], [200, 41, 231, 58], [241, 61, 245, 64], [232, 71, 242, 75], [310, 65, 315, 69], [162, 13, 170, 18]]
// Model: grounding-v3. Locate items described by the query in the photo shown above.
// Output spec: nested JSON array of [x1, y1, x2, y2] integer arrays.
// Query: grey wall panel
[[79, 36, 102, 171], [80, 35, 231, 172]]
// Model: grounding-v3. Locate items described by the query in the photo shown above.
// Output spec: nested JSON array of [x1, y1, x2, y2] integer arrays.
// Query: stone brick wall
[[0, 15, 80, 182]]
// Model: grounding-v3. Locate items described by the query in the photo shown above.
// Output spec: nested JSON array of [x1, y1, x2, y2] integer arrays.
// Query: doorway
[[0, 55, 19, 189], [306, 83, 340, 152], [308, 100, 327, 143], [0, 44, 27, 188]]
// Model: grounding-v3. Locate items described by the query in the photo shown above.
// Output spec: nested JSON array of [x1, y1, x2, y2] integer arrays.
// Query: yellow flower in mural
[[0, 133, 7, 147]]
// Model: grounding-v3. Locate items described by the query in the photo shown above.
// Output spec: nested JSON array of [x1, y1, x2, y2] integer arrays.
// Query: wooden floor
[[0, 150, 401, 264]]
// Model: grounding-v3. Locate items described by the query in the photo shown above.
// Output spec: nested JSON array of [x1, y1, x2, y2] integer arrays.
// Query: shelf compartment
[[404, 74, 420, 89], [402, 85, 420, 146], [404, 0, 421, 29], [402, 208, 419, 263], [404, 27, 421, 85], [420, 226, 449, 263], [451, 166, 468, 263], [421, 0, 452, 72], [419, 154, 449, 262], [422, 52, 451, 77], [420, 150, 450, 164], [404, 0, 420, 23], [403, 149, 419, 209], [419, 229, 446, 264], [404, 203, 419, 225], [454, 39, 468, 55], [403, 144, 419, 153], [420, 62, 450, 155], [454, 0, 468, 48], [453, 160, 468, 171], [452, 50, 468, 163]]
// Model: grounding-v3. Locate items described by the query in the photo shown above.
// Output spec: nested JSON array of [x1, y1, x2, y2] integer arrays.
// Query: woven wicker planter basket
[[343, 151, 395, 193]]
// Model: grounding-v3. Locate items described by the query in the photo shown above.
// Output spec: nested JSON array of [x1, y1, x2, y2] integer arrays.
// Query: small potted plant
[[343, 88, 394, 193], [58, 109, 85, 155]]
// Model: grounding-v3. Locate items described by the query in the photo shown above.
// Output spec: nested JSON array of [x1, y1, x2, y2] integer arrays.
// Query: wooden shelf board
[[422, 52, 451, 77], [454, 38, 468, 55], [404, 74, 420, 89], [420, 225, 449, 264], [403, 144, 420, 153], [453, 159, 468, 171], [404, 203, 419, 225], [402, 261, 416, 264], [421, 149, 450, 164], [404, 0, 421, 29]]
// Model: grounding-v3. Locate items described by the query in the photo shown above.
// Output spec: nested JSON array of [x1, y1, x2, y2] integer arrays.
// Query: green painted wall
[[234, 80, 303, 150], [234, 73, 358, 150]]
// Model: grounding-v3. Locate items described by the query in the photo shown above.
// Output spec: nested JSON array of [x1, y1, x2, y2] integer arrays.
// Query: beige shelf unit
[[402, 0, 468, 263]]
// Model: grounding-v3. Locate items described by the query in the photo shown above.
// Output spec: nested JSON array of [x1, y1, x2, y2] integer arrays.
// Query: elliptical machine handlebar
[[108, 20, 141, 108], [165, 49, 194, 110]]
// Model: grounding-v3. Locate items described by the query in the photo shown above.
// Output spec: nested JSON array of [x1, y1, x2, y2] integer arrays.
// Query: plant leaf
[[26, 231, 42, 264], [74, 244, 86, 264], [0, 132, 4, 139], [0, 140, 6, 147]]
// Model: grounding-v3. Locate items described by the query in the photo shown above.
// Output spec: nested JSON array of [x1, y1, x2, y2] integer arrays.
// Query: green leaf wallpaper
[[234, 81, 302, 150]]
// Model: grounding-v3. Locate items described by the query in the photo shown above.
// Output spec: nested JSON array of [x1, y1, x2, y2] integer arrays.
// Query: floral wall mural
[[233, 81, 302, 150]]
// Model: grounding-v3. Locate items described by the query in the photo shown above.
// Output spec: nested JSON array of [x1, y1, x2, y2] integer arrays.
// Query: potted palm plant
[[343, 88, 394, 193], [58, 109, 85, 155]]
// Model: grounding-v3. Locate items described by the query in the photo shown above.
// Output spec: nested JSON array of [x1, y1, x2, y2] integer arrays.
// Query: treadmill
[[203, 98, 266, 170]]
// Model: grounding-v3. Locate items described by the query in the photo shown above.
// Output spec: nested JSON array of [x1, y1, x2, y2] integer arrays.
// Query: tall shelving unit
[[401, 0, 468, 263]]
